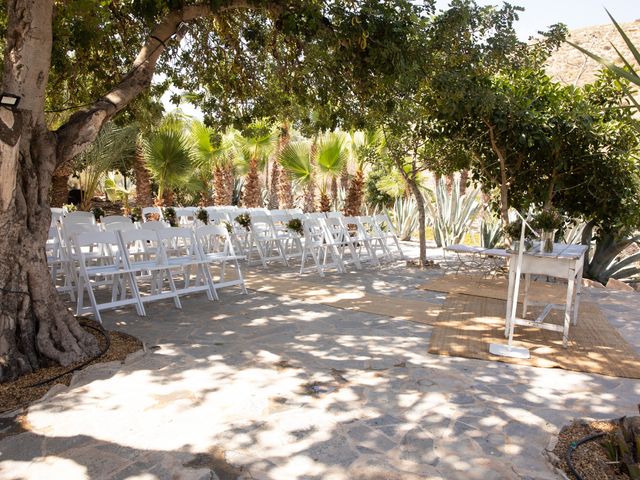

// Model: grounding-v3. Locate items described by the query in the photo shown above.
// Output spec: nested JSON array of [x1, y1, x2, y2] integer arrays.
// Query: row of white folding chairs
[[298, 214, 404, 276], [201, 210, 404, 274], [69, 225, 246, 322]]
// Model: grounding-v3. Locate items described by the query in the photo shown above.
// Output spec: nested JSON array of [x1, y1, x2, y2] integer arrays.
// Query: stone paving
[[1, 243, 639, 480]]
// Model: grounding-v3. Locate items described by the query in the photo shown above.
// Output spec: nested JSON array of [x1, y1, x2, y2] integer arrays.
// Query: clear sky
[[435, 0, 640, 39]]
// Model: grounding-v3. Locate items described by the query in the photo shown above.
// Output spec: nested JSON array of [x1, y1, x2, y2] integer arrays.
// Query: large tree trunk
[[50, 164, 70, 207], [1, 0, 245, 381], [0, 0, 100, 381]]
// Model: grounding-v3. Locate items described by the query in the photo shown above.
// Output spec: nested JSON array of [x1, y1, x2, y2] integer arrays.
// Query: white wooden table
[[505, 243, 589, 347]]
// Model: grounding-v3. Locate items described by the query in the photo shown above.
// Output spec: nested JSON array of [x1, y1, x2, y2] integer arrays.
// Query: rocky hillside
[[545, 19, 640, 86]]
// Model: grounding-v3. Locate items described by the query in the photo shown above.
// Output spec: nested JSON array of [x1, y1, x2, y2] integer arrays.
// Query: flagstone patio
[[1, 244, 639, 480]]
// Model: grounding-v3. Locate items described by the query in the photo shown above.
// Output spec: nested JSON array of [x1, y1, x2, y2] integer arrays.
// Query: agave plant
[[601, 243, 640, 283], [425, 177, 481, 247], [562, 221, 588, 245], [480, 212, 503, 248], [387, 196, 419, 241]]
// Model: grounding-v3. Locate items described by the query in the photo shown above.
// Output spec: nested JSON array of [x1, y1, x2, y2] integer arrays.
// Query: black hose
[[26, 321, 111, 388], [566, 431, 606, 480]]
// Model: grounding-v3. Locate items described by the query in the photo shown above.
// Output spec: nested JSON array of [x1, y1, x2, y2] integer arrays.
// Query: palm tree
[[133, 135, 154, 207], [279, 140, 314, 212], [344, 129, 383, 216], [190, 120, 233, 206], [277, 123, 294, 208], [143, 126, 194, 206], [316, 132, 349, 211], [235, 121, 276, 208]]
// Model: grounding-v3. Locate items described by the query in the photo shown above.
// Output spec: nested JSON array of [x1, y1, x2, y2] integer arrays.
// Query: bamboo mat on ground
[[428, 294, 640, 378], [243, 274, 441, 325], [417, 274, 568, 304]]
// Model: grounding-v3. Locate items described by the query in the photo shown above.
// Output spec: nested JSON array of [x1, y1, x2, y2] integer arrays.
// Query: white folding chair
[[102, 215, 138, 232], [357, 215, 392, 261], [119, 229, 182, 309], [72, 231, 145, 323], [142, 206, 163, 222], [140, 220, 171, 231], [174, 207, 197, 227], [320, 217, 362, 269], [64, 210, 95, 224], [248, 213, 289, 267], [156, 227, 218, 301], [300, 217, 344, 276], [50, 207, 65, 225], [195, 225, 247, 294], [270, 213, 303, 262], [342, 215, 380, 265], [47, 224, 75, 300], [228, 213, 253, 257], [374, 213, 405, 260], [60, 222, 102, 288]]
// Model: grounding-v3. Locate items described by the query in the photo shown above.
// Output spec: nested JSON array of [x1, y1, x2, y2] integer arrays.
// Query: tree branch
[[54, 1, 251, 166]]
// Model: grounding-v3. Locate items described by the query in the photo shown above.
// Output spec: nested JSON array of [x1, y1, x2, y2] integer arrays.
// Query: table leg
[[563, 265, 576, 348], [505, 257, 517, 337], [522, 273, 531, 318], [572, 262, 584, 326]]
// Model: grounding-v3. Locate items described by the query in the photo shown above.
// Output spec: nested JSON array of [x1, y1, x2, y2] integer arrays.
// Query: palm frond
[[143, 129, 194, 195], [317, 132, 348, 177], [279, 141, 312, 184]]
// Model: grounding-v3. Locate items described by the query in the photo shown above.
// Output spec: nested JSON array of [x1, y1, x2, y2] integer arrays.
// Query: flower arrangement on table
[[195, 208, 209, 225], [286, 218, 303, 236], [531, 208, 564, 253], [503, 219, 532, 252], [235, 213, 251, 231]]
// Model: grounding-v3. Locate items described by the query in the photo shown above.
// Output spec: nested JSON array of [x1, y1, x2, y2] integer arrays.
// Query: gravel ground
[[552, 419, 630, 480]]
